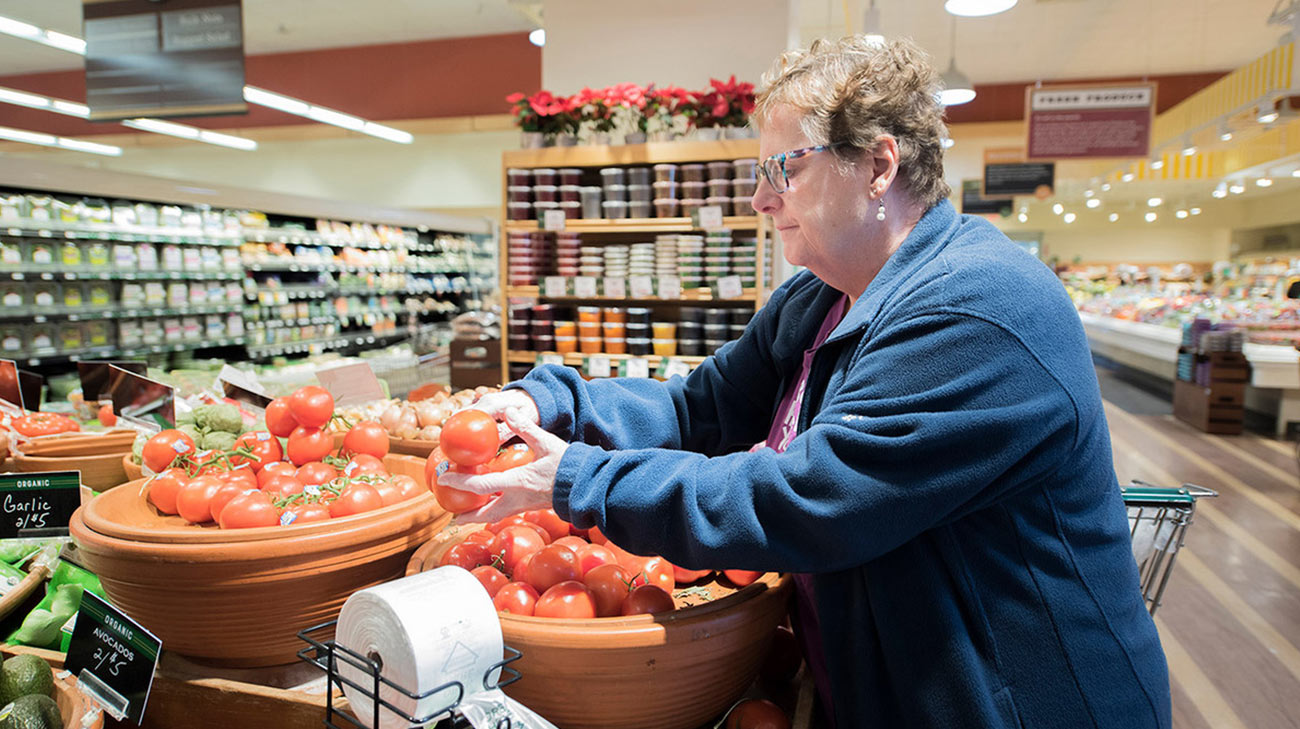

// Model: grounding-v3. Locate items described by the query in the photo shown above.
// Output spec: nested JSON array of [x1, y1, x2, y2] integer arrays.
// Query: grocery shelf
[[507, 350, 707, 367], [3, 222, 240, 245], [245, 285, 335, 300], [503, 216, 761, 234], [12, 336, 248, 367], [245, 330, 408, 359], [501, 139, 760, 168], [505, 286, 759, 303], [245, 315, 340, 329], [1, 303, 244, 322], [244, 261, 445, 274], [243, 229, 406, 251], [0, 268, 242, 281]]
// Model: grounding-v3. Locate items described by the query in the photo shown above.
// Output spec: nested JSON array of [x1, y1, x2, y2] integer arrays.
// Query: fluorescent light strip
[[243, 85, 413, 144], [0, 125, 120, 156], [123, 118, 199, 139], [0, 14, 86, 54], [57, 137, 121, 156]]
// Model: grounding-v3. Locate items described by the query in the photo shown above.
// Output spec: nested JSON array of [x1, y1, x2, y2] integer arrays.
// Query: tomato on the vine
[[264, 398, 299, 438], [575, 543, 619, 577], [286, 426, 332, 466], [281, 502, 332, 526], [621, 584, 675, 616], [492, 525, 546, 575], [526, 545, 582, 593], [342, 420, 389, 459], [288, 386, 334, 429], [262, 474, 305, 498], [217, 467, 258, 491], [230, 431, 283, 472], [97, 404, 116, 426], [146, 468, 188, 515], [551, 536, 588, 554], [439, 410, 500, 467], [342, 454, 386, 479], [492, 582, 539, 616], [219, 490, 280, 529], [208, 483, 248, 523], [328, 483, 384, 518], [523, 508, 570, 542], [582, 563, 632, 618], [142, 429, 196, 473], [296, 461, 339, 487], [470, 565, 509, 598], [627, 556, 675, 594], [370, 479, 402, 506], [440, 542, 495, 570], [257, 461, 297, 489], [176, 476, 223, 524], [724, 699, 790, 729], [535, 581, 597, 619], [389, 474, 423, 501]]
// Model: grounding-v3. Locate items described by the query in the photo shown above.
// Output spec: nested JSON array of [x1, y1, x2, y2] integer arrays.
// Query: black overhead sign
[[960, 179, 1013, 216], [83, 0, 248, 122], [984, 162, 1056, 198]]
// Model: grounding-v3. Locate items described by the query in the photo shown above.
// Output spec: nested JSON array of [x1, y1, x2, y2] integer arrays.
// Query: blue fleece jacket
[[509, 200, 1170, 729]]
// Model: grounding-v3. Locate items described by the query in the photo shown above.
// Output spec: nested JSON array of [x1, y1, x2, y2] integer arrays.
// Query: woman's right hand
[[465, 389, 541, 443]]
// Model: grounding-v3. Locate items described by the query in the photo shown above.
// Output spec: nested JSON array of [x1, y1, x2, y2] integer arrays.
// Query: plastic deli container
[[708, 180, 732, 198], [628, 185, 652, 203], [507, 186, 532, 203], [579, 337, 603, 354], [580, 187, 603, 219], [530, 321, 554, 338], [555, 335, 578, 354], [678, 338, 704, 356], [559, 168, 583, 185], [705, 197, 733, 216], [652, 181, 679, 200], [561, 202, 583, 219], [553, 321, 577, 337], [626, 322, 651, 340], [729, 324, 748, 339], [629, 201, 652, 219], [703, 308, 729, 325], [508, 334, 531, 350], [652, 338, 678, 356], [507, 168, 531, 185], [627, 167, 652, 186], [681, 164, 706, 183], [626, 307, 653, 325], [651, 322, 677, 338], [732, 178, 757, 197], [734, 159, 759, 180], [707, 161, 732, 180], [603, 307, 627, 323], [653, 164, 679, 183], [654, 199, 681, 218], [604, 338, 627, 355], [531, 304, 556, 321], [677, 321, 704, 339], [578, 323, 602, 339], [560, 185, 582, 202], [602, 321, 627, 339], [681, 199, 705, 215], [703, 323, 729, 340], [507, 202, 533, 221], [682, 181, 707, 199], [627, 337, 652, 356], [602, 184, 628, 203], [533, 185, 558, 203], [704, 339, 729, 355], [577, 306, 602, 324], [731, 197, 753, 216], [603, 201, 629, 219], [533, 168, 558, 186], [599, 168, 626, 186]]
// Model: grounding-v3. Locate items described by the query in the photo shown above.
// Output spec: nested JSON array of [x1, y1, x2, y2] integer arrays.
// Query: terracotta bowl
[[387, 434, 439, 458], [13, 451, 128, 489], [121, 453, 143, 482], [407, 526, 793, 729], [69, 454, 450, 667]]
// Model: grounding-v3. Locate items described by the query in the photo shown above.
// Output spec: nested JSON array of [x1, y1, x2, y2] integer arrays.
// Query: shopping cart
[[1122, 481, 1218, 616]]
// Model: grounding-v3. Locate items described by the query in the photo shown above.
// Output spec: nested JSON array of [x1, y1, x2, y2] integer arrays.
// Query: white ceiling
[[0, 0, 1287, 84]]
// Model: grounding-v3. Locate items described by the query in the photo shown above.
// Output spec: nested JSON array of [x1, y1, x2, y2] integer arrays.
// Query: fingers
[[435, 468, 521, 496], [458, 490, 548, 524]]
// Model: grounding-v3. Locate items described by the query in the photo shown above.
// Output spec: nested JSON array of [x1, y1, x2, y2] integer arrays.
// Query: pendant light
[[939, 20, 976, 106], [944, 0, 1017, 17]]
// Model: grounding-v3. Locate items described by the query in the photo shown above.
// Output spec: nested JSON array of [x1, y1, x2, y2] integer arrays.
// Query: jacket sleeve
[[507, 283, 795, 454], [551, 311, 1080, 572]]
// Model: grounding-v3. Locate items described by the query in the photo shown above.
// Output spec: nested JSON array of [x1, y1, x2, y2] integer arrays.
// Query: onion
[[379, 404, 403, 432], [394, 409, 419, 439], [418, 425, 441, 441], [414, 401, 441, 428]]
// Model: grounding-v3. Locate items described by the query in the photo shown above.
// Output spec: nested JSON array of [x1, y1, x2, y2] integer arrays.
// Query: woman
[[441, 36, 1170, 729]]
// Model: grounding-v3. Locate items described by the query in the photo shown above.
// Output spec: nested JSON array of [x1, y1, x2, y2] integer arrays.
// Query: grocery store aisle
[[1103, 396, 1300, 728]]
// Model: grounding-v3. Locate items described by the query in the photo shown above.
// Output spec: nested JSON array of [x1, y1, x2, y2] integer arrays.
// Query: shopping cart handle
[[1121, 481, 1218, 505]]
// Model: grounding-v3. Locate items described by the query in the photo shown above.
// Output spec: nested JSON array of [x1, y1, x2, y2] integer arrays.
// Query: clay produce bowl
[[69, 454, 450, 667], [387, 434, 439, 457], [13, 451, 129, 490], [121, 453, 143, 481], [407, 526, 793, 729]]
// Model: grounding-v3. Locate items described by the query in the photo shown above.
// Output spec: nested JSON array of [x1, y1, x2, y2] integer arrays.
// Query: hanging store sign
[[1026, 84, 1155, 160], [83, 0, 248, 121], [982, 147, 1055, 198], [960, 180, 1012, 217]]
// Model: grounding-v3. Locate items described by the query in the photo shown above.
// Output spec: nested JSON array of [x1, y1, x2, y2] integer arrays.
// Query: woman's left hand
[[435, 406, 570, 523]]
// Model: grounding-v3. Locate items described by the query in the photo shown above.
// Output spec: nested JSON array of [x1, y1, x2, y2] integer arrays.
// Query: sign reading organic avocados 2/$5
[[0, 471, 81, 538], [65, 591, 162, 724]]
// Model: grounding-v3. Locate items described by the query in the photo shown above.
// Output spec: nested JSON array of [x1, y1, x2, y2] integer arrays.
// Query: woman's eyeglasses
[[754, 143, 845, 194]]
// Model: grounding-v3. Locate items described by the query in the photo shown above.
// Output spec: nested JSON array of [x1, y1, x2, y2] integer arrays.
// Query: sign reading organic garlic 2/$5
[[0, 471, 81, 538]]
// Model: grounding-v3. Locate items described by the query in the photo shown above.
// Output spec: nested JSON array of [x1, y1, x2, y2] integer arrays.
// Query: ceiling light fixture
[[1145, 212, 1157, 222], [1257, 177, 1274, 187], [1259, 109, 1281, 124], [1122, 173, 1135, 182], [1086, 198, 1101, 209], [1218, 121, 1233, 141], [1190, 207, 1202, 215], [1293, 169, 1300, 178], [942, 137, 955, 149], [1229, 182, 1246, 194], [1108, 213, 1119, 222], [1212, 184, 1228, 198], [938, 20, 976, 106], [1101, 183, 1112, 191], [1052, 203, 1064, 215], [0, 14, 86, 54], [1181, 144, 1197, 156], [1147, 197, 1163, 207], [1084, 189, 1095, 198], [1176, 209, 1189, 219], [1063, 212, 1077, 224], [1017, 212, 1028, 223], [528, 28, 545, 47], [0, 124, 120, 156], [944, 0, 1017, 17], [1151, 159, 1165, 170], [243, 86, 412, 144]]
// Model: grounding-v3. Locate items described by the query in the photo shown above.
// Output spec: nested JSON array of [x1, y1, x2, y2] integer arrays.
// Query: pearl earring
[[876, 200, 886, 222]]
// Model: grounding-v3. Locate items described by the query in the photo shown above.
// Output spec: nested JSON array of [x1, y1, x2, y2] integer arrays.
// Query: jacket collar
[[824, 199, 961, 344]]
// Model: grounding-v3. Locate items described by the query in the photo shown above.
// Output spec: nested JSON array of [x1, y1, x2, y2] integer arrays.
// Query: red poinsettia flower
[[506, 92, 526, 105]]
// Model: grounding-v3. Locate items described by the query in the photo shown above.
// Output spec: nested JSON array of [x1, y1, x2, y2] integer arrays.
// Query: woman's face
[[751, 105, 877, 279]]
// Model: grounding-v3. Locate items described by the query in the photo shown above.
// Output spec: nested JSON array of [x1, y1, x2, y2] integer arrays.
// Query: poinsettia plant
[[703, 75, 756, 128], [641, 85, 695, 135], [571, 86, 616, 136], [504, 76, 755, 138], [605, 82, 648, 138], [506, 90, 576, 136]]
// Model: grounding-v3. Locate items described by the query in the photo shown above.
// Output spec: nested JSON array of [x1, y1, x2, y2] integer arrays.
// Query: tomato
[[208, 483, 248, 523], [440, 542, 495, 570], [488, 443, 534, 472], [492, 581, 540, 616], [586, 525, 608, 545], [535, 581, 597, 619], [470, 565, 509, 598], [370, 479, 402, 507], [464, 528, 497, 547], [286, 426, 332, 466], [724, 699, 790, 729], [621, 584, 675, 616], [722, 570, 763, 587], [670, 562, 712, 584], [97, 404, 116, 426], [511, 551, 538, 584], [280, 502, 332, 526], [342, 453, 386, 479], [582, 563, 632, 618], [218, 467, 258, 490], [342, 420, 389, 459], [296, 461, 339, 487], [10, 413, 79, 438], [489, 515, 551, 544], [526, 544, 582, 593], [264, 397, 299, 438], [288, 386, 334, 429], [760, 625, 803, 688], [575, 543, 619, 576], [423, 447, 445, 492], [231, 431, 283, 472], [523, 508, 571, 542], [257, 461, 297, 489], [262, 474, 305, 498], [142, 429, 196, 473], [328, 483, 384, 518], [219, 490, 280, 529], [551, 536, 588, 554], [627, 556, 675, 593], [390, 474, 423, 501], [439, 410, 499, 466], [491, 525, 547, 575], [175, 476, 223, 524], [433, 482, 490, 514], [145, 468, 188, 515]]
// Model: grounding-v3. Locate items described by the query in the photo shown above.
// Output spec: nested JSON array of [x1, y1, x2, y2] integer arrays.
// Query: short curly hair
[[754, 36, 951, 208]]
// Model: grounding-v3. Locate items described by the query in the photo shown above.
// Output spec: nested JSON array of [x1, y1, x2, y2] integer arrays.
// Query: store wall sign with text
[[84, 0, 248, 121], [1025, 84, 1154, 160], [960, 180, 1013, 217], [982, 148, 1055, 198]]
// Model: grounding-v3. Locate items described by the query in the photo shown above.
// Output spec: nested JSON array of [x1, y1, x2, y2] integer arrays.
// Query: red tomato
[[231, 431, 283, 472], [492, 581, 540, 616], [288, 386, 334, 429], [433, 482, 490, 514], [342, 420, 389, 459], [463, 529, 497, 548], [586, 525, 608, 545], [628, 556, 675, 593], [142, 430, 196, 473], [535, 581, 597, 619], [208, 483, 247, 522], [723, 570, 764, 587], [523, 508, 571, 542], [286, 426, 332, 466], [257, 461, 297, 489], [281, 502, 332, 526], [218, 467, 258, 491], [511, 551, 538, 585], [175, 476, 223, 524], [760, 625, 803, 688], [370, 479, 402, 507], [551, 536, 588, 554], [263, 474, 305, 498], [670, 562, 712, 584], [470, 565, 509, 598], [264, 398, 299, 438], [296, 461, 339, 486], [491, 525, 547, 575], [10, 413, 79, 438], [526, 545, 582, 593], [489, 515, 551, 544], [145, 468, 188, 515], [439, 410, 500, 467], [440, 542, 495, 570], [422, 447, 445, 492], [329, 483, 384, 518], [724, 699, 790, 729], [621, 584, 676, 616], [575, 543, 619, 576], [219, 490, 280, 529], [390, 474, 423, 501], [582, 563, 632, 618], [487, 443, 534, 472], [341, 453, 386, 479], [97, 404, 116, 426]]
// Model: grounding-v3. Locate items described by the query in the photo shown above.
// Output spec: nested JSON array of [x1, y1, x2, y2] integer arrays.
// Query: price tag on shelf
[[65, 591, 162, 724], [716, 275, 744, 299], [542, 209, 567, 232], [658, 357, 692, 379], [629, 275, 654, 299], [573, 276, 598, 298], [543, 276, 568, 298], [622, 357, 650, 378], [602, 277, 626, 298], [0, 471, 81, 538], [694, 205, 725, 230], [585, 355, 612, 378], [536, 353, 565, 367], [657, 275, 682, 300]]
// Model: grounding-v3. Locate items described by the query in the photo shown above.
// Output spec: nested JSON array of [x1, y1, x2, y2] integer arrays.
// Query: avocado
[[0, 655, 53, 707], [0, 694, 61, 729]]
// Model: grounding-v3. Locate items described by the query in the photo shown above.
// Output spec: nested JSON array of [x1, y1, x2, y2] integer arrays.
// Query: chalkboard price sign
[[0, 471, 81, 538], [65, 591, 162, 724]]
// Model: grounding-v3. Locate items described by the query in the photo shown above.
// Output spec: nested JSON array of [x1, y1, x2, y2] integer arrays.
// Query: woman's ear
[[869, 135, 901, 193]]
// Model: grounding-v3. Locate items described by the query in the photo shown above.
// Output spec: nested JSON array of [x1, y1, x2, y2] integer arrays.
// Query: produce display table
[[1079, 313, 1300, 436]]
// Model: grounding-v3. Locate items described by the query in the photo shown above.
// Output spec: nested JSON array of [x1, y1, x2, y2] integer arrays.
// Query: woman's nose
[[751, 181, 780, 215]]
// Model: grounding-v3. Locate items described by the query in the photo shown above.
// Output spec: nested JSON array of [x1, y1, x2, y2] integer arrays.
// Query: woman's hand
[[436, 406, 569, 524], [463, 389, 541, 443]]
